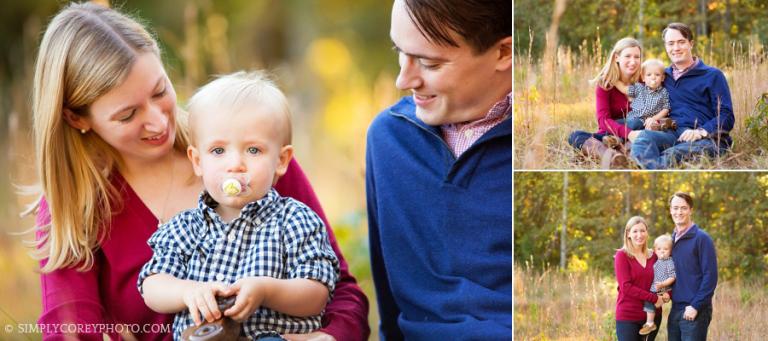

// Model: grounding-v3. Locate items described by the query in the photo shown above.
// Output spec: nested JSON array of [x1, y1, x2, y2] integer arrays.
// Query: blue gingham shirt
[[627, 83, 671, 120], [137, 188, 339, 340], [651, 257, 676, 293]]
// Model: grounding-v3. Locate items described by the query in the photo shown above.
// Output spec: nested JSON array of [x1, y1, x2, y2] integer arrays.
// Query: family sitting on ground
[[568, 22, 735, 169]]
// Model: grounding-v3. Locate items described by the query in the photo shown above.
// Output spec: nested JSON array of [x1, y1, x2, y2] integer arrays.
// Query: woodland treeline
[[515, 0, 768, 63], [514, 172, 768, 280]]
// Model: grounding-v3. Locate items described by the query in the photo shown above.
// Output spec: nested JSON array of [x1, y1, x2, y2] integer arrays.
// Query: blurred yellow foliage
[[567, 254, 589, 273], [306, 38, 353, 82]]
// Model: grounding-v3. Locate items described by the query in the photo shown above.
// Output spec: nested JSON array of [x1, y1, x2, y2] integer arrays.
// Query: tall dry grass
[[514, 41, 768, 169], [514, 262, 768, 340]]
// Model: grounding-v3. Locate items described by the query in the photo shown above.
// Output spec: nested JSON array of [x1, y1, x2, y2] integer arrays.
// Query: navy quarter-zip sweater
[[663, 59, 735, 145], [671, 224, 718, 310], [366, 96, 512, 340]]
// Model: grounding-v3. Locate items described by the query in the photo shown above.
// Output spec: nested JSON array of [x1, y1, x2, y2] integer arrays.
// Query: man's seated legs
[[660, 138, 728, 168], [629, 130, 677, 169]]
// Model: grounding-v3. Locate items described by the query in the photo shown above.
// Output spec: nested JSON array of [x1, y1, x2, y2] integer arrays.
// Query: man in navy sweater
[[366, 0, 511, 339], [668, 192, 718, 340], [629, 23, 735, 169]]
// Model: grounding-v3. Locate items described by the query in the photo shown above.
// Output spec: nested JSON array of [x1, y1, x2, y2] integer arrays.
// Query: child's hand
[[644, 118, 656, 130], [654, 281, 664, 289], [182, 282, 232, 326], [224, 277, 269, 322]]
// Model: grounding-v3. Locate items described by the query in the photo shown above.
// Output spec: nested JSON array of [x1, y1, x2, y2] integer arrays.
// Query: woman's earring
[[80, 129, 87, 134]]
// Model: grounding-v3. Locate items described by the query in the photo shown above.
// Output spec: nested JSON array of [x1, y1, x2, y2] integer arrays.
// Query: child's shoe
[[639, 322, 657, 335]]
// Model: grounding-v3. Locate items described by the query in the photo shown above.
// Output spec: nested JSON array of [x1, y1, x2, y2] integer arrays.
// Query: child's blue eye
[[211, 147, 225, 155], [247, 147, 260, 154]]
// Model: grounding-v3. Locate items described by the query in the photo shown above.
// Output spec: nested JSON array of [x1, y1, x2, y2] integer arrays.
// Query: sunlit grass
[[514, 261, 768, 340]]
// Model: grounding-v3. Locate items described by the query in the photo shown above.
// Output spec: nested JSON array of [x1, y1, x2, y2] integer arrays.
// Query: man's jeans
[[667, 304, 713, 341], [630, 129, 728, 169]]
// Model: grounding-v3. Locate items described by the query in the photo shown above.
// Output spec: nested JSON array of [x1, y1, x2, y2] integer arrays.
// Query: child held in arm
[[604, 59, 671, 148], [640, 234, 676, 336], [137, 71, 339, 340]]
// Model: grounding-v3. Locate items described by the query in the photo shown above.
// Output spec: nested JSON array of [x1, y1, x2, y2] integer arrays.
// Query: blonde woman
[[567, 37, 644, 169], [613, 216, 669, 341], [28, 3, 368, 340]]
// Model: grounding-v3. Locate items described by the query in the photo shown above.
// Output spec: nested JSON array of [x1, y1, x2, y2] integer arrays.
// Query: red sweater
[[595, 86, 631, 139], [614, 250, 661, 321], [37, 159, 369, 340]]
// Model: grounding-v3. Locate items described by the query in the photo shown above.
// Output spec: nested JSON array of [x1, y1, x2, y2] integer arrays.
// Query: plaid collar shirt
[[441, 92, 512, 157], [138, 188, 339, 340], [626, 83, 670, 120], [672, 57, 700, 80]]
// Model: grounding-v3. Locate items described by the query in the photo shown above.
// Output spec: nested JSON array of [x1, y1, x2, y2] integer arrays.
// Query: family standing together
[[614, 192, 718, 340], [27, 0, 511, 340], [569, 22, 735, 170]]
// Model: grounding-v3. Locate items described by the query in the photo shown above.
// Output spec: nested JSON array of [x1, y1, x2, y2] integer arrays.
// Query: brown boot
[[581, 137, 628, 169], [602, 135, 622, 149], [639, 322, 657, 335]]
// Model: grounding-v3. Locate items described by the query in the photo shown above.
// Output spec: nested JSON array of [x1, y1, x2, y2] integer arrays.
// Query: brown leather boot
[[581, 137, 628, 169]]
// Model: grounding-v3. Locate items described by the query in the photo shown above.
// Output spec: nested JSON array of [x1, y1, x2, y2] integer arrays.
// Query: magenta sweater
[[595, 86, 631, 139], [37, 159, 369, 340], [614, 250, 661, 321]]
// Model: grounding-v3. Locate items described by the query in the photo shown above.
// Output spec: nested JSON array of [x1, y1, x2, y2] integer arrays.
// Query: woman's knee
[[568, 131, 589, 149]]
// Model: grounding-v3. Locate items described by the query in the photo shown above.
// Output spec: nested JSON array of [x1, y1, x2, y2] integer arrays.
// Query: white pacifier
[[219, 173, 251, 197]]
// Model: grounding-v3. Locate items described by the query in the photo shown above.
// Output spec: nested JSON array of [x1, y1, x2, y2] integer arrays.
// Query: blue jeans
[[629, 129, 728, 169], [616, 313, 662, 341], [568, 119, 642, 149], [643, 301, 656, 313], [667, 305, 713, 341]]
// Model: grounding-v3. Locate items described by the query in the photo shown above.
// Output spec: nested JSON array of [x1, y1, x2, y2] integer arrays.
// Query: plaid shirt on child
[[651, 257, 676, 293], [138, 188, 339, 340], [626, 83, 671, 121]]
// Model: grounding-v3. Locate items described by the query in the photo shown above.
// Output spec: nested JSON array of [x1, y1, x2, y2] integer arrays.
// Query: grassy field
[[514, 43, 768, 169], [514, 263, 767, 340]]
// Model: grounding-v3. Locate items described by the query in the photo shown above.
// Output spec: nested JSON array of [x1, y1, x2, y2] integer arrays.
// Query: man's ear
[[495, 36, 512, 72], [62, 108, 91, 132], [187, 145, 203, 177], [273, 145, 294, 184]]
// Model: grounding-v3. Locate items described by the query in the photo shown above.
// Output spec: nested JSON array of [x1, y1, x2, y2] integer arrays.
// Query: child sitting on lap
[[604, 59, 671, 148], [138, 71, 339, 340]]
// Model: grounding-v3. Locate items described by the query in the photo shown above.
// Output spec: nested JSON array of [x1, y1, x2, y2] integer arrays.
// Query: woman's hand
[[283, 331, 337, 341], [224, 277, 269, 322], [654, 296, 664, 308], [181, 282, 231, 326]]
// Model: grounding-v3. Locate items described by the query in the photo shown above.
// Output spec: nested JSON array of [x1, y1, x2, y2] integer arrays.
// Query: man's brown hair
[[662, 22, 694, 42], [670, 192, 694, 208], [403, 0, 511, 54]]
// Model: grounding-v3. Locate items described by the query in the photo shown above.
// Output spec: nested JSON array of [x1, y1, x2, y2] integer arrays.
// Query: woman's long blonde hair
[[620, 216, 650, 259], [27, 3, 189, 273], [592, 37, 643, 90]]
